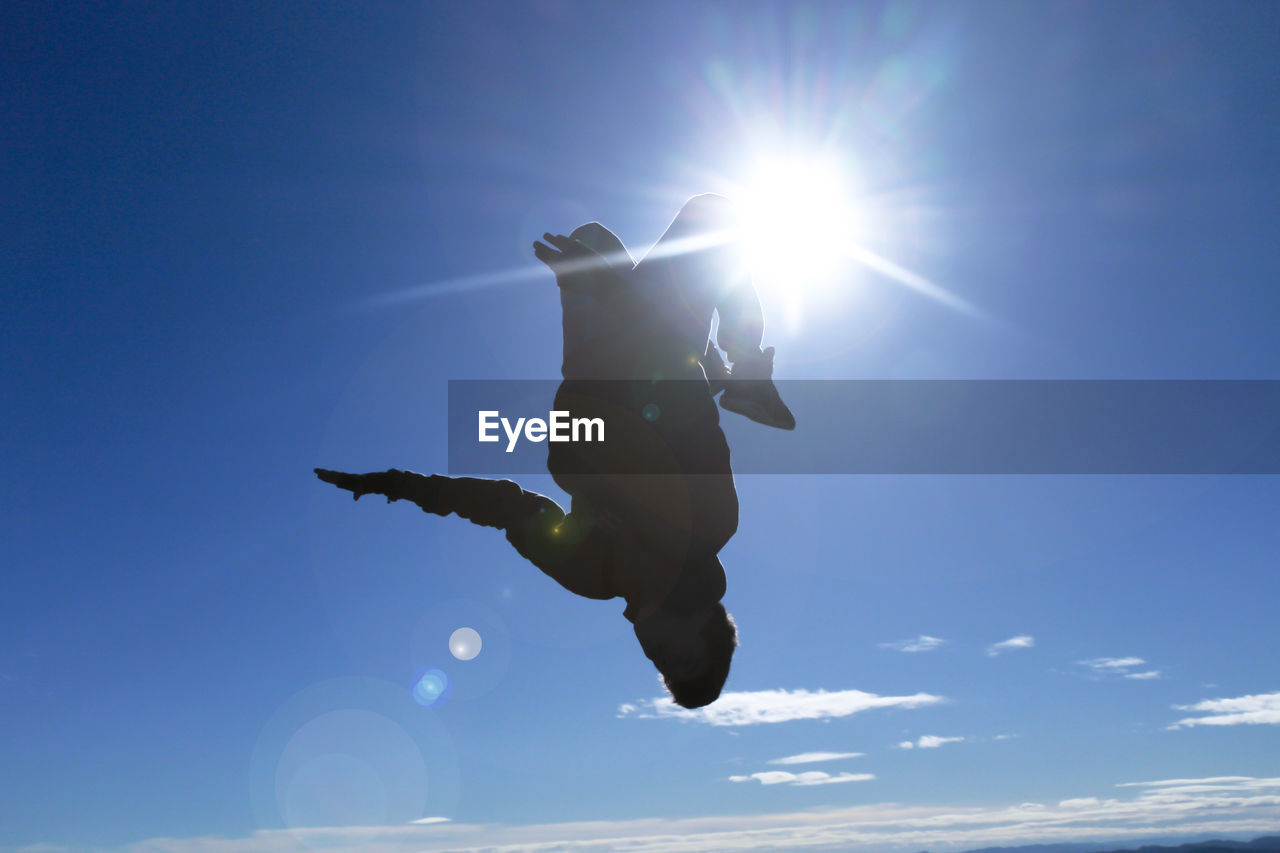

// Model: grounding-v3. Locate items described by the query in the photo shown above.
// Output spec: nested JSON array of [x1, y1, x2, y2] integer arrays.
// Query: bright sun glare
[[736, 155, 858, 295]]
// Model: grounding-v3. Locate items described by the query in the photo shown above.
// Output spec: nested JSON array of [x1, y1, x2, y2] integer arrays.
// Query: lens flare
[[448, 627, 482, 661], [411, 668, 450, 708]]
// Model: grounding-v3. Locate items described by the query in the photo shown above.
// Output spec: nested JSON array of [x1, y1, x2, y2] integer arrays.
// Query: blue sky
[[3, 2, 1278, 851]]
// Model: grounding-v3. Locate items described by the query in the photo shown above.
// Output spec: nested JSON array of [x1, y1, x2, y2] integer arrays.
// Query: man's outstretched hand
[[315, 468, 449, 515], [315, 468, 405, 502], [533, 232, 631, 304], [533, 232, 601, 275]]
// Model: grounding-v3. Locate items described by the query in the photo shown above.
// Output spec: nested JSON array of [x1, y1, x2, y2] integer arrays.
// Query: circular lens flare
[[448, 627, 482, 661], [411, 669, 450, 708]]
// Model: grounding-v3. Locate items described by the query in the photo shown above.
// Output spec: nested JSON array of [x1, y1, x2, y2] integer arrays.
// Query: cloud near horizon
[[729, 770, 876, 787], [35, 775, 1280, 853], [616, 688, 945, 726], [986, 634, 1035, 656], [897, 735, 965, 749], [767, 751, 865, 765], [1168, 690, 1280, 729]]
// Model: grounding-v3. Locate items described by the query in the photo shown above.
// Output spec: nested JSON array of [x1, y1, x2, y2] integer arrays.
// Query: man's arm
[[533, 233, 631, 307], [314, 469, 617, 601]]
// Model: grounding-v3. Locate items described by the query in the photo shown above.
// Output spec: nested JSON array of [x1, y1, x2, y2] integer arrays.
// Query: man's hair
[[661, 602, 738, 709]]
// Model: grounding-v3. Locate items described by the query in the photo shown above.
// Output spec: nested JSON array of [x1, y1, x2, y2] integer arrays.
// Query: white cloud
[[410, 817, 451, 825], [1080, 657, 1145, 671], [879, 635, 947, 653], [898, 735, 965, 749], [1124, 670, 1163, 680], [48, 775, 1280, 853], [767, 751, 864, 766], [986, 634, 1034, 656], [1077, 657, 1162, 680], [729, 771, 876, 787], [1058, 797, 1101, 808], [1116, 776, 1259, 787], [1168, 690, 1280, 729], [616, 688, 945, 726]]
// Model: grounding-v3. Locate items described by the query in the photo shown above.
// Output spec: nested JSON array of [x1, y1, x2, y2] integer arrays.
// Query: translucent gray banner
[[447, 380, 1280, 475]]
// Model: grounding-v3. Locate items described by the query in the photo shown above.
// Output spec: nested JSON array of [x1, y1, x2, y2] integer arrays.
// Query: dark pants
[[554, 194, 755, 547], [434, 197, 750, 609], [564, 194, 766, 378], [631, 192, 765, 361]]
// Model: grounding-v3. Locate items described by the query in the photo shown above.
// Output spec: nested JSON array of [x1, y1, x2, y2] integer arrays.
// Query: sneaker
[[719, 347, 796, 430]]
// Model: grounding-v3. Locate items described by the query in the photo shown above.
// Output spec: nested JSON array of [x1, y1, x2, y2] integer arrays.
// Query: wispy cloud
[[47, 775, 1280, 853], [1077, 657, 1163, 680], [1080, 657, 1146, 671], [617, 688, 945, 726], [729, 770, 876, 787], [767, 751, 864, 766], [1110, 778, 1280, 801], [986, 634, 1035, 656], [1125, 670, 1163, 680], [1117, 776, 1268, 788], [896, 735, 965, 749], [879, 635, 947, 653], [410, 817, 452, 825], [1057, 797, 1102, 808], [1168, 690, 1280, 729]]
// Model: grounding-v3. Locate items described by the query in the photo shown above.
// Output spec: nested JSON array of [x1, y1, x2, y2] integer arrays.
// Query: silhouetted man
[[317, 195, 790, 708]]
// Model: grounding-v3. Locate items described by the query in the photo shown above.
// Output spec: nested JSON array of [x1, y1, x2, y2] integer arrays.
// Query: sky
[[2, 1, 1279, 851]]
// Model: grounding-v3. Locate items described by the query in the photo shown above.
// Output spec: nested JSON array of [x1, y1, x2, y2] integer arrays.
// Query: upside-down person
[[317, 194, 793, 708]]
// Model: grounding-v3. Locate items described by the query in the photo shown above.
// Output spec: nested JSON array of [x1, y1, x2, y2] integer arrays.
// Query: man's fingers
[[315, 468, 349, 486], [544, 234, 581, 254], [315, 468, 369, 499]]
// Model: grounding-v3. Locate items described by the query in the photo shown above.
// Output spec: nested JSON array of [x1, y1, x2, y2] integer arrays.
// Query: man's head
[[634, 598, 738, 709]]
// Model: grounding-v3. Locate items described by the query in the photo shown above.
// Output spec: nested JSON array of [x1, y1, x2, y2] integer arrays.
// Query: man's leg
[[569, 222, 635, 273], [638, 194, 795, 430], [314, 469, 617, 601], [539, 222, 640, 379]]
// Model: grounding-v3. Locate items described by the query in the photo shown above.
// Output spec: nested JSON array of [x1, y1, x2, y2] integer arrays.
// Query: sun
[[734, 154, 859, 295]]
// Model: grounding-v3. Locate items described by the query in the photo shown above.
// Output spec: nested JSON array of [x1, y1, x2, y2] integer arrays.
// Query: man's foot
[[719, 347, 796, 430]]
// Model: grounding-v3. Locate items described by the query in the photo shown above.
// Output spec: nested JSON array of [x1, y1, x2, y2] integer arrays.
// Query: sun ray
[[360, 265, 547, 309], [845, 243, 984, 318]]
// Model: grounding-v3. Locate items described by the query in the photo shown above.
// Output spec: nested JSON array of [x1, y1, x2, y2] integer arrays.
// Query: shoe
[[719, 347, 796, 430]]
